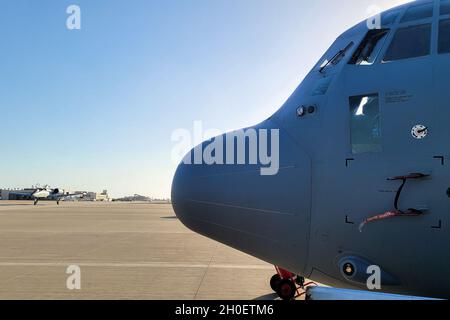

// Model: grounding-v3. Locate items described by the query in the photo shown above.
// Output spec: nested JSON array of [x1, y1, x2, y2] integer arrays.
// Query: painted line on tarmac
[[0, 262, 273, 270]]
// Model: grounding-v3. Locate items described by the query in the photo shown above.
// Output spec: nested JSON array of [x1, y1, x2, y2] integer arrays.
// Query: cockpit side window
[[349, 29, 390, 65], [349, 94, 381, 154], [439, 18, 450, 53], [401, 2, 434, 23], [383, 24, 432, 62], [441, 0, 450, 16]]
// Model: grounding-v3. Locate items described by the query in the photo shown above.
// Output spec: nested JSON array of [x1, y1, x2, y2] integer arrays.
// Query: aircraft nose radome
[[171, 124, 312, 273], [171, 163, 198, 231]]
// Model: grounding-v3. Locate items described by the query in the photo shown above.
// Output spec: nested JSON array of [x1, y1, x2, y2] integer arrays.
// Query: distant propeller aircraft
[[32, 187, 86, 205], [10, 186, 85, 205]]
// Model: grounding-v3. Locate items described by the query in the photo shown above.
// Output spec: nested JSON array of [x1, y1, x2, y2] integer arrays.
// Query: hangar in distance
[[172, 0, 450, 300]]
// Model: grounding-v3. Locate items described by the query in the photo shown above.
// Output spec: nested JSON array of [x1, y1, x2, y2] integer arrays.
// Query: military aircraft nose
[[171, 123, 312, 273], [171, 162, 201, 231]]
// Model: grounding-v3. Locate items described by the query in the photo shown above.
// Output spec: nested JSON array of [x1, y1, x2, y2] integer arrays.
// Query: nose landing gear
[[270, 266, 317, 300]]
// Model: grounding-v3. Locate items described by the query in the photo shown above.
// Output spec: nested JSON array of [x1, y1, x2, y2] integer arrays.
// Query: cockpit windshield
[[349, 29, 390, 65]]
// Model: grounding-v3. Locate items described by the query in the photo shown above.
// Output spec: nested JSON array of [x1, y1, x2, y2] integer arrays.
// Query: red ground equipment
[[270, 266, 317, 300]]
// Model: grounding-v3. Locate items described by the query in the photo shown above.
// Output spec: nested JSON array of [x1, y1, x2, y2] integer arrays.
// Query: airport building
[[0, 189, 35, 201], [0, 188, 109, 202], [74, 190, 110, 202]]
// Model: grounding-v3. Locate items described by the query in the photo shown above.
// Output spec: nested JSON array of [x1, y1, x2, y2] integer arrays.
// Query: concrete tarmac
[[0, 201, 278, 300]]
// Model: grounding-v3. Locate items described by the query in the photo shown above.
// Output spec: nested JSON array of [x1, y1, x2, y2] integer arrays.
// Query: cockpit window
[[350, 94, 381, 154], [382, 10, 400, 25], [349, 94, 381, 154], [441, 0, 450, 15], [319, 42, 354, 73], [383, 24, 431, 62], [439, 19, 450, 53], [349, 29, 389, 65], [401, 2, 434, 23]]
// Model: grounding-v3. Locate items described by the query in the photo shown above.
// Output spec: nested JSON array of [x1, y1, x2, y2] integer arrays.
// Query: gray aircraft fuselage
[[172, 0, 450, 299]]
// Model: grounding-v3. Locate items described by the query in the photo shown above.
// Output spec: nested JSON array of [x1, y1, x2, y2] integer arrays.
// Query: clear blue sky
[[0, 0, 409, 198]]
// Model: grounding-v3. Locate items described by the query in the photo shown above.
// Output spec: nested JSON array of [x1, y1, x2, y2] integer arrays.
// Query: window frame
[[438, 18, 450, 54], [400, 2, 434, 24], [381, 22, 433, 63], [376, 2, 436, 64], [349, 93, 382, 155], [381, 10, 401, 26], [348, 28, 391, 66]]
